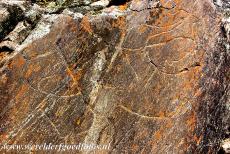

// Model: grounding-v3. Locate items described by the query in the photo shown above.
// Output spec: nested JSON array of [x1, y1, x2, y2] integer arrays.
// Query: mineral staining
[[0, 0, 229, 153]]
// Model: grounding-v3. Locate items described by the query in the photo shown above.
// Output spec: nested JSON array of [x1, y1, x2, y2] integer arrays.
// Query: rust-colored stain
[[0, 0, 225, 153], [186, 112, 196, 131], [112, 16, 126, 30], [131, 144, 139, 152], [11, 55, 26, 68], [0, 52, 7, 61], [158, 111, 166, 118], [25, 63, 41, 78], [66, 67, 83, 88], [119, 3, 127, 11], [154, 130, 162, 140], [80, 16, 93, 34], [15, 84, 29, 102], [75, 118, 81, 126], [193, 135, 202, 145], [138, 25, 148, 33], [0, 134, 9, 143], [165, 120, 173, 128]]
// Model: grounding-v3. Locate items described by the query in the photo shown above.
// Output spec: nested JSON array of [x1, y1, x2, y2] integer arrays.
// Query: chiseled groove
[[144, 19, 183, 30], [26, 78, 81, 98], [144, 68, 157, 88], [118, 105, 168, 120], [124, 55, 140, 81], [5, 111, 40, 144], [146, 36, 195, 48], [4, 76, 82, 143], [82, 28, 128, 146], [149, 59, 201, 75], [146, 21, 184, 39], [33, 51, 53, 59], [42, 112, 62, 137]]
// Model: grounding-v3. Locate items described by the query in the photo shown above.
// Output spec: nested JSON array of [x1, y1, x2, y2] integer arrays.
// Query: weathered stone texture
[[0, 0, 229, 153]]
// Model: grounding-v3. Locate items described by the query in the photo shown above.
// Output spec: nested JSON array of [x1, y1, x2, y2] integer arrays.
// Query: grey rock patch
[[90, 0, 110, 9], [5, 21, 32, 44], [25, 4, 44, 25], [62, 9, 84, 19], [22, 14, 59, 45], [100, 6, 125, 18], [130, 0, 159, 11]]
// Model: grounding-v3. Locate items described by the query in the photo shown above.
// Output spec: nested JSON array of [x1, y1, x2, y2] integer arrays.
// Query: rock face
[[0, 0, 229, 153]]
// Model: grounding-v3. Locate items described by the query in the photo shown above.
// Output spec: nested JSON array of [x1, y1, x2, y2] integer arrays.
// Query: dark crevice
[[0, 46, 14, 53], [221, 25, 227, 38], [192, 62, 201, 67], [179, 68, 189, 72], [108, 0, 129, 7], [180, 62, 201, 72], [217, 148, 226, 154], [150, 60, 202, 74], [149, 60, 157, 67], [0, 4, 24, 41]]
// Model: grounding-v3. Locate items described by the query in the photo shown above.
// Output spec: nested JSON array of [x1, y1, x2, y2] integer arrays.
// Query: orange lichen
[[138, 25, 148, 33], [66, 67, 84, 93], [0, 134, 9, 143], [158, 111, 166, 118], [66, 68, 83, 84], [15, 84, 29, 102], [131, 144, 139, 151], [75, 118, 81, 126], [25, 64, 41, 78], [10, 55, 26, 68], [186, 112, 196, 131], [193, 135, 202, 145], [165, 120, 173, 128], [112, 16, 126, 33], [154, 130, 162, 140], [80, 17, 93, 34], [194, 88, 202, 97], [119, 3, 127, 11]]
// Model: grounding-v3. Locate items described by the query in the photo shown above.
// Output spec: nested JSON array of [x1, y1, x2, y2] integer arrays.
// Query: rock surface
[[0, 0, 229, 153]]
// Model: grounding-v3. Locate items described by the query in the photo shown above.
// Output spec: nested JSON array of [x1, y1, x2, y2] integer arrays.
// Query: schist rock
[[0, 0, 229, 153]]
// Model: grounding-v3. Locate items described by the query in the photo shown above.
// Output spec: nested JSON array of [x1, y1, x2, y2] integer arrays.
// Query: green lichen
[[33, 0, 69, 7]]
